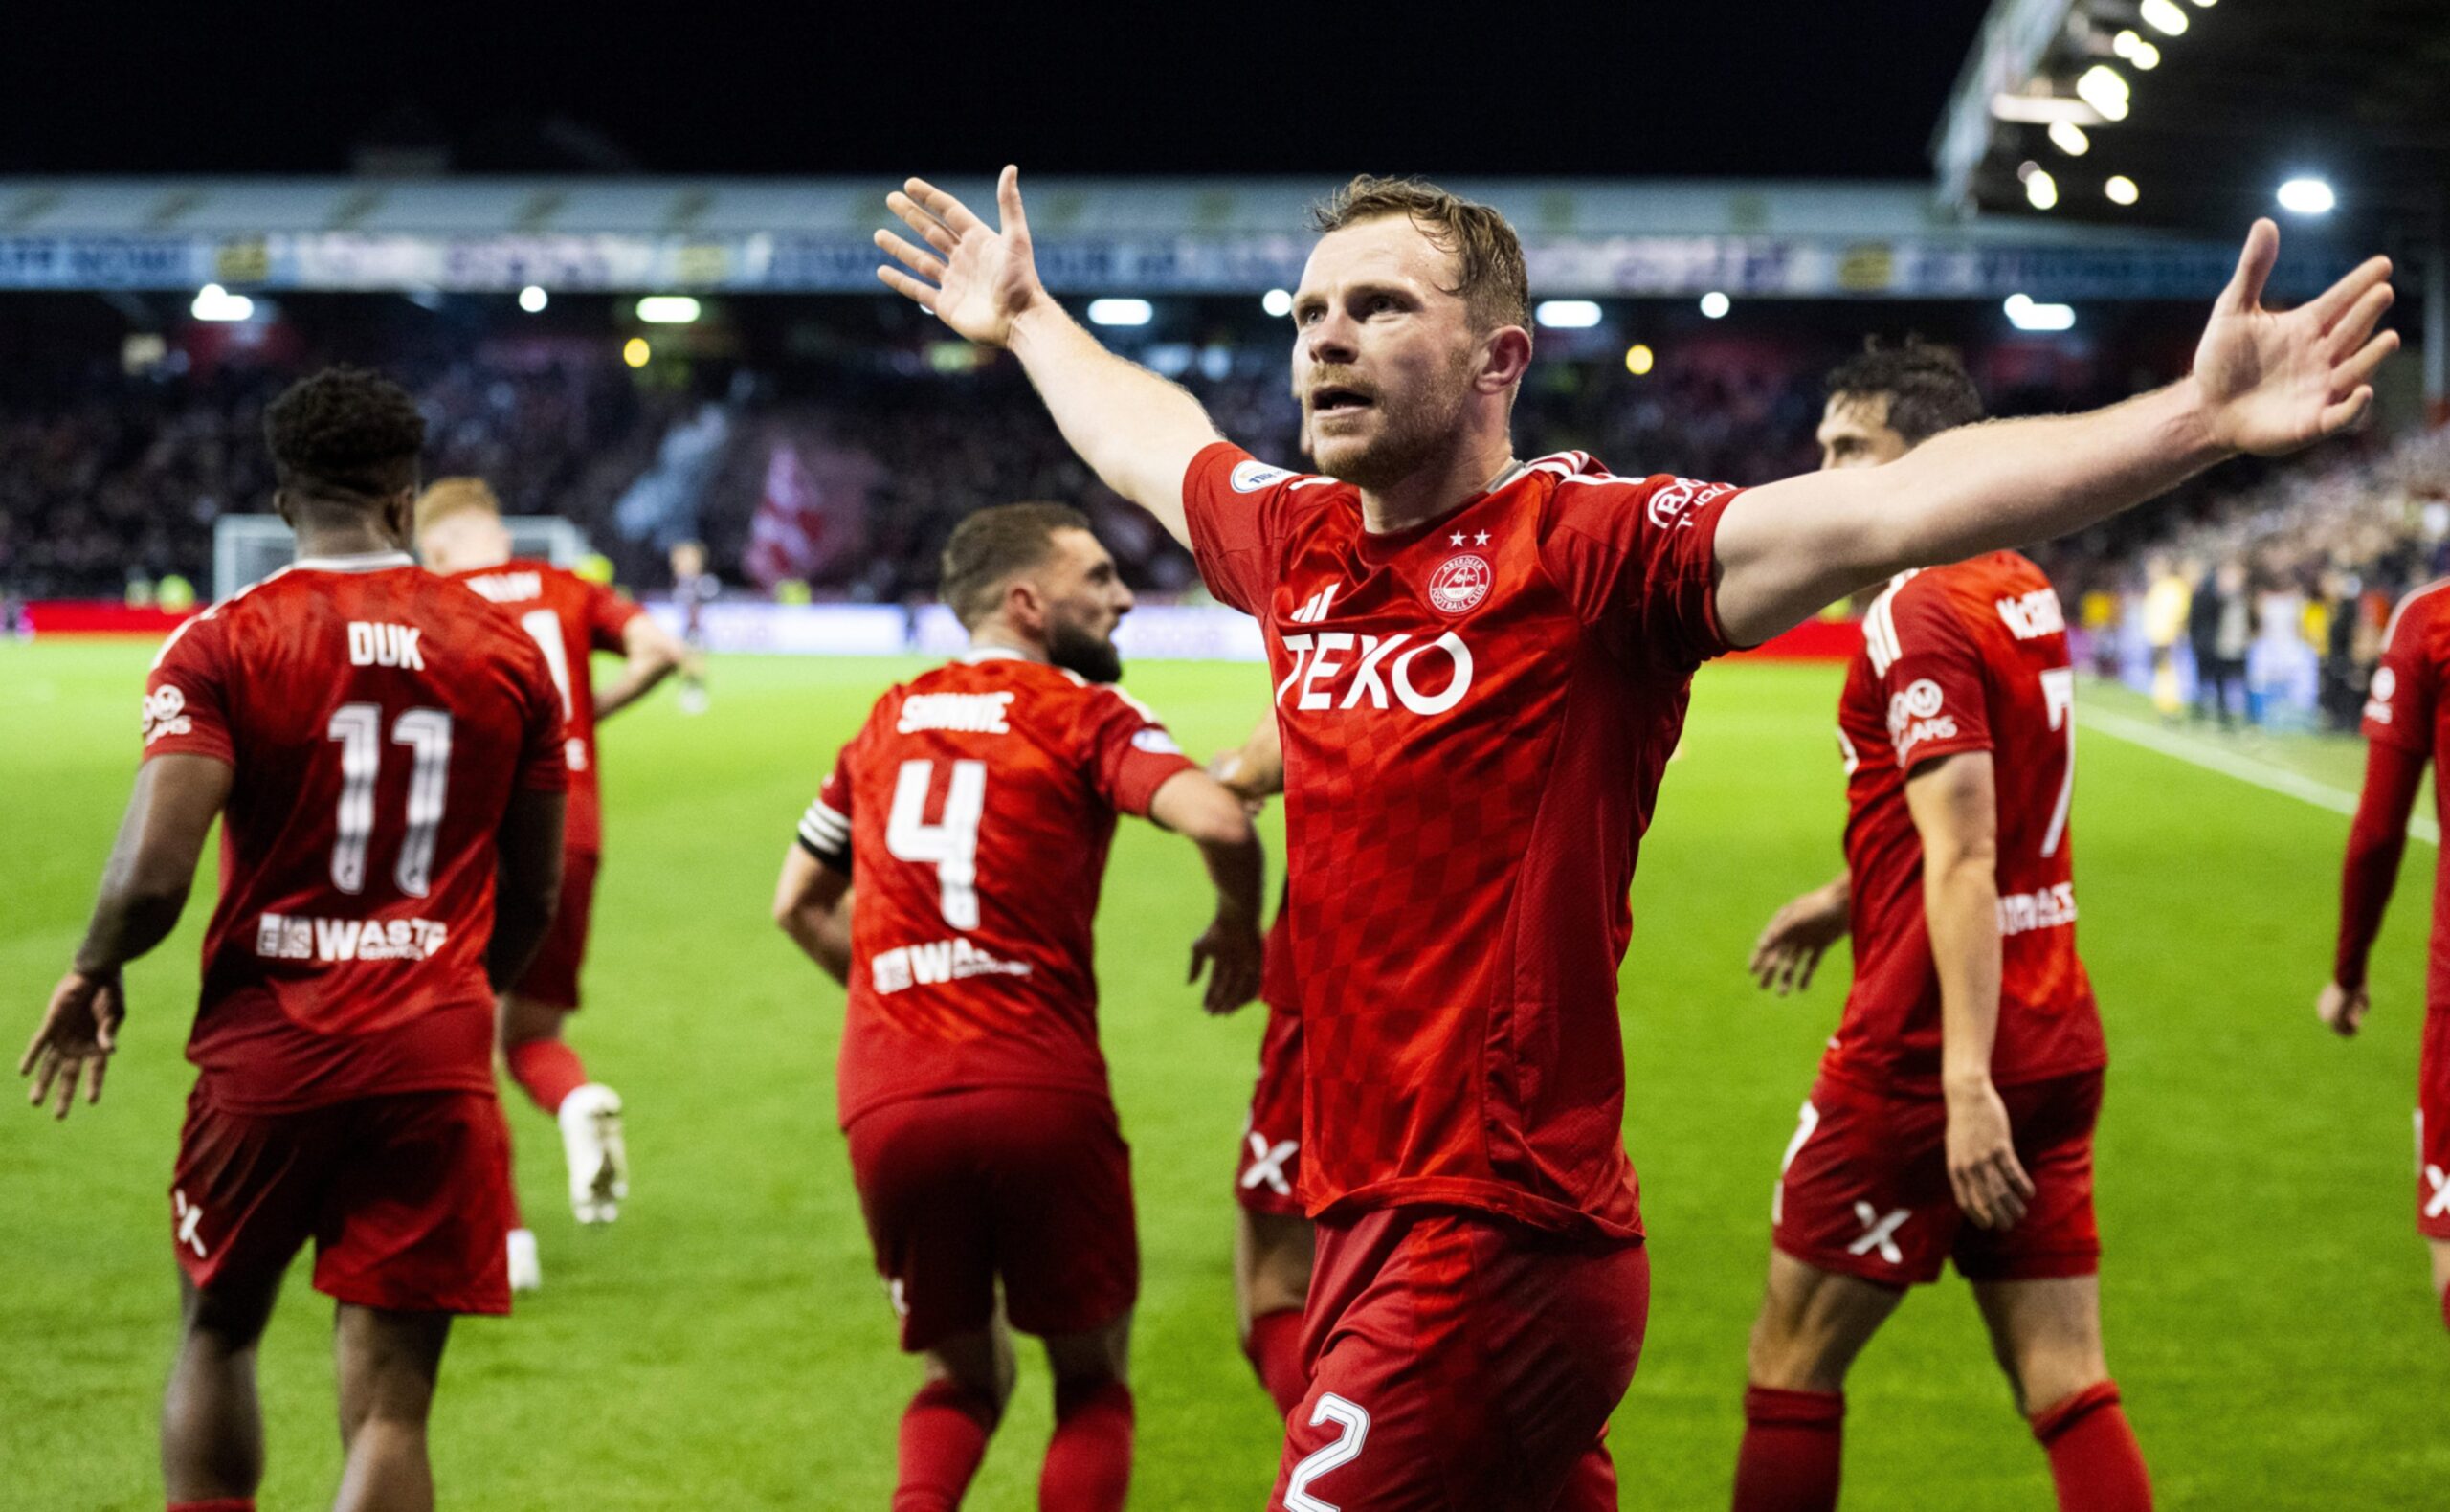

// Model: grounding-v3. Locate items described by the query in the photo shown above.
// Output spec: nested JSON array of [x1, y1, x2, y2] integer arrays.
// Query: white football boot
[[558, 1082, 628, 1224], [506, 1228, 544, 1292]]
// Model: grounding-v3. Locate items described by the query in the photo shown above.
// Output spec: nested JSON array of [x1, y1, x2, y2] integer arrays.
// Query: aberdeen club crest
[[1428, 553, 1492, 615]]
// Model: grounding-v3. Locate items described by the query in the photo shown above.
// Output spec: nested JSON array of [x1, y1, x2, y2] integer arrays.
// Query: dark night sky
[[2, 3, 1991, 180]]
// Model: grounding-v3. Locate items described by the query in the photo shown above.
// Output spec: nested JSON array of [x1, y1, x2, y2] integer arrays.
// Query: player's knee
[[1745, 1307, 1850, 1392], [2011, 1349, 2109, 1420]]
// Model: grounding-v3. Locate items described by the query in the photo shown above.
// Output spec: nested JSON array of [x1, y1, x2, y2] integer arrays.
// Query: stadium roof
[[1934, 0, 2450, 230]]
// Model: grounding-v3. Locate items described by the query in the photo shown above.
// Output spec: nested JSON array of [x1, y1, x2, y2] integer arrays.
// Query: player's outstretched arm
[[876, 167, 1219, 544], [20, 753, 231, 1120], [2322, 737, 2427, 1036], [595, 613, 694, 722], [773, 846, 854, 986], [1714, 222, 2397, 646], [1748, 873, 1850, 996], [1905, 752, 2035, 1231], [489, 789, 567, 993], [1148, 771, 1265, 1014]]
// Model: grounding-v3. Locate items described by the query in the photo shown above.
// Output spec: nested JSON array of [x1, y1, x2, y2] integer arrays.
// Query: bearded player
[[877, 165, 2394, 1508], [773, 502, 1265, 1511], [2319, 574, 2450, 1334], [18, 367, 568, 1512], [1736, 344, 2143, 1511], [1210, 710, 1314, 1419], [416, 478, 691, 1279]]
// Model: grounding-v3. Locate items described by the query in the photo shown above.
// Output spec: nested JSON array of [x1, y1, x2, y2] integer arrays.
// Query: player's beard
[[1310, 348, 1477, 494], [1047, 615, 1124, 685]]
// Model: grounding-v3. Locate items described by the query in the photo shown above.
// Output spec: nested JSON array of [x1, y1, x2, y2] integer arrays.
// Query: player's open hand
[[2193, 220, 2397, 456], [1749, 881, 1850, 995], [1190, 913, 1264, 1016], [877, 166, 1049, 350], [2317, 980, 2371, 1037], [18, 969, 123, 1121], [1944, 1077, 2034, 1231]]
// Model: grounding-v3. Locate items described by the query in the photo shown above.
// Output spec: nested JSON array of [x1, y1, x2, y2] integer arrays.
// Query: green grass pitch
[[3, 637, 2444, 1509]]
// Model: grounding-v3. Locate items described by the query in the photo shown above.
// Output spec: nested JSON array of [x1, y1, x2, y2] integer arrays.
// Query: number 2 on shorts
[[1284, 1392, 1370, 1512]]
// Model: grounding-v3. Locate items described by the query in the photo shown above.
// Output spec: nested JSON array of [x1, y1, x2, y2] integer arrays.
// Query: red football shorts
[[846, 1087, 1138, 1352], [1771, 1069, 2105, 1287], [169, 1085, 514, 1315], [1270, 1207, 1648, 1512], [512, 848, 600, 1010], [1236, 1008, 1304, 1218], [2417, 1009, 2450, 1239]]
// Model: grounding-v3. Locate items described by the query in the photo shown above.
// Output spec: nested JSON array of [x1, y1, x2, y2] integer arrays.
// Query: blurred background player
[[1208, 711, 1313, 1419], [878, 164, 2388, 1510], [17, 367, 568, 1512], [667, 539, 716, 714], [1737, 344, 2146, 1512], [417, 478, 693, 1286], [771, 501, 1264, 1512], [2319, 574, 2450, 1333]]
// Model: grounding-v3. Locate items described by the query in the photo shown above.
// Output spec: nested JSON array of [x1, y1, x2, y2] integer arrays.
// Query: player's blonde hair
[[1309, 176, 1530, 335], [414, 477, 503, 533]]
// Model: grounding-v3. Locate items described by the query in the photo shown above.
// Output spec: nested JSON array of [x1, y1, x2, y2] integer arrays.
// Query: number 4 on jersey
[[886, 758, 987, 930]]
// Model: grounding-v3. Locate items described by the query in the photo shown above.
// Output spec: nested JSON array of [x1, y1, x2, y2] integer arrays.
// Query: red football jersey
[[1184, 442, 1735, 1239], [799, 650, 1198, 1128], [2360, 578, 2450, 1007], [1822, 553, 2104, 1097], [142, 552, 568, 1114], [446, 561, 641, 855]]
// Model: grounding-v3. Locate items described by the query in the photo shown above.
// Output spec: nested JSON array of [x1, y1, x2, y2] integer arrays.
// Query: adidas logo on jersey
[[1995, 588, 2066, 641], [346, 622, 426, 670], [256, 911, 448, 963], [898, 692, 1015, 734], [871, 936, 1033, 994]]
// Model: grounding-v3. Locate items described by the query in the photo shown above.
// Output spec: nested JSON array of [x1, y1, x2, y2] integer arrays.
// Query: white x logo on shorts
[[172, 1189, 207, 1258], [1847, 1201, 1909, 1265], [2425, 1165, 2450, 1220], [1241, 1132, 1299, 1197]]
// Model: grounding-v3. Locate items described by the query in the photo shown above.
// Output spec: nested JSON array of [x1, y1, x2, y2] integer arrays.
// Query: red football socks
[[2439, 1282, 2450, 1336], [893, 1378, 999, 1512], [168, 1501, 256, 1512], [1732, 1386, 1845, 1512], [506, 1039, 589, 1115], [1039, 1378, 1133, 1512], [1244, 1308, 1308, 1417], [2031, 1381, 2152, 1512]]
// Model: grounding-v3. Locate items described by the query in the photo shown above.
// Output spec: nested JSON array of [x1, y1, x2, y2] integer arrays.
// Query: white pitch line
[[2077, 704, 2439, 847]]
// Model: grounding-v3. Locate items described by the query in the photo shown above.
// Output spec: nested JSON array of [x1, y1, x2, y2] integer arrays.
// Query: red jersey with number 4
[[1184, 442, 1736, 1239], [142, 553, 568, 1114], [798, 650, 1197, 1128], [2360, 579, 2450, 1006], [1823, 553, 2104, 1098], [447, 561, 640, 855]]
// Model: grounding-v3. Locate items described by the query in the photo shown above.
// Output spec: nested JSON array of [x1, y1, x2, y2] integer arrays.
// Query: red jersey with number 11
[[1824, 552, 2104, 1098], [447, 560, 642, 855], [798, 650, 1197, 1128], [142, 554, 568, 1114]]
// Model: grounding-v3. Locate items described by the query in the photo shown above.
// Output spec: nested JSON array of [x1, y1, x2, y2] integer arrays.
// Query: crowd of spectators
[[2047, 423, 2450, 731], [4, 326, 2440, 741]]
